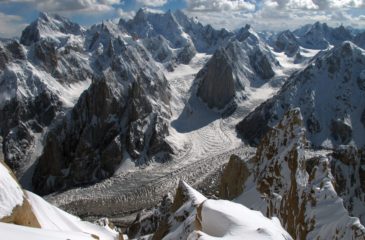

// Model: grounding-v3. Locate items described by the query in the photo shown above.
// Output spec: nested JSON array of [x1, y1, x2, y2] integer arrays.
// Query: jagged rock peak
[[20, 12, 83, 46]]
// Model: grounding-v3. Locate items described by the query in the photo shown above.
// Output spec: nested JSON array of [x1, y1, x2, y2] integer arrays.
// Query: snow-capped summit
[[237, 41, 365, 148], [20, 12, 84, 46], [296, 22, 353, 49]]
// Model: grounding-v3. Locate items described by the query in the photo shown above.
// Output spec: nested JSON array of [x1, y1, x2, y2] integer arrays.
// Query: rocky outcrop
[[152, 181, 206, 240], [237, 41, 365, 148], [226, 109, 365, 239], [128, 180, 292, 239], [219, 154, 250, 199], [0, 161, 40, 228], [331, 146, 365, 224]]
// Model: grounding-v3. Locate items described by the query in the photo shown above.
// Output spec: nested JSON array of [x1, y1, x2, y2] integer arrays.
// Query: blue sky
[[0, 0, 364, 38]]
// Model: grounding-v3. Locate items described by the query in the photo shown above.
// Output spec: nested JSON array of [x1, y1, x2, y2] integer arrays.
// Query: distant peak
[[38, 12, 50, 21], [134, 8, 148, 21]]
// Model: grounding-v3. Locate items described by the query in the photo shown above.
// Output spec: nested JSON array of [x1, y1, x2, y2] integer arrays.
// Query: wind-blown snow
[[26, 191, 119, 240], [194, 199, 292, 240], [0, 222, 97, 240], [0, 162, 24, 219]]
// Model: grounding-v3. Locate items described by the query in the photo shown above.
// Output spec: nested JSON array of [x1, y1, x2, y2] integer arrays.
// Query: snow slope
[[27, 191, 119, 240], [0, 160, 119, 240], [194, 199, 292, 240], [0, 161, 24, 219]]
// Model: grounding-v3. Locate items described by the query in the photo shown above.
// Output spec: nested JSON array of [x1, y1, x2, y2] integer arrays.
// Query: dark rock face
[[0, 90, 62, 174], [331, 120, 352, 145], [33, 78, 126, 195], [354, 32, 365, 49], [0, 44, 10, 70], [219, 154, 250, 199], [236, 99, 275, 146], [197, 48, 235, 109], [306, 114, 321, 134], [249, 51, 275, 79], [6, 41, 26, 60], [361, 108, 365, 128], [176, 42, 196, 64], [3, 123, 34, 171], [34, 40, 58, 71], [33, 43, 173, 194], [196, 37, 276, 109], [331, 146, 365, 223], [274, 30, 300, 57]]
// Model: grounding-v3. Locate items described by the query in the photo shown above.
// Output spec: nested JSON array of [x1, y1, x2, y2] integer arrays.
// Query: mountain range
[[1, 8, 365, 240]]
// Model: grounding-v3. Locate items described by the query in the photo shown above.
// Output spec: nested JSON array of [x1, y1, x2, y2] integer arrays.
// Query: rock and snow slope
[[128, 180, 292, 239], [223, 109, 365, 239], [238, 41, 365, 148]]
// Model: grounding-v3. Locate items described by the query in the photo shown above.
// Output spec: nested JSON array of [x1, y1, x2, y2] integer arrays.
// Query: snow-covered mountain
[[294, 22, 353, 49], [223, 109, 365, 239], [237, 41, 365, 148], [2, 9, 365, 240], [119, 8, 233, 70], [195, 25, 279, 109], [0, 13, 92, 177]]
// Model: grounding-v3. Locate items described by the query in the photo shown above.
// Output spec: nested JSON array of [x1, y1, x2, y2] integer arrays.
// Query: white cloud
[[0, 0, 122, 13], [264, 0, 365, 10], [136, 0, 168, 7], [182, 0, 365, 32], [0, 12, 27, 38], [186, 0, 255, 12], [116, 8, 135, 19]]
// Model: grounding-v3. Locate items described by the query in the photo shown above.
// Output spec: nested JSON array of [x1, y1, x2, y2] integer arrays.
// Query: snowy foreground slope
[[0, 160, 120, 240], [129, 181, 292, 240]]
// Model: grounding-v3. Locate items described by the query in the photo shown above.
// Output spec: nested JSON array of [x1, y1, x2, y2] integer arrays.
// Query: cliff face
[[223, 109, 365, 239]]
